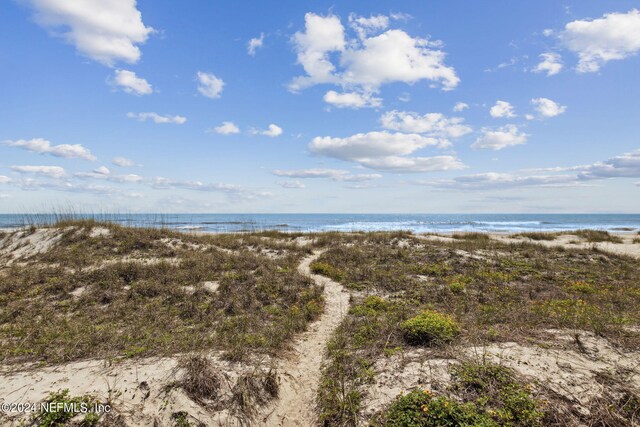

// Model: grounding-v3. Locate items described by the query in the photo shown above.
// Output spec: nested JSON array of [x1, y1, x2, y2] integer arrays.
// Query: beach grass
[[0, 221, 322, 363], [311, 233, 640, 425]]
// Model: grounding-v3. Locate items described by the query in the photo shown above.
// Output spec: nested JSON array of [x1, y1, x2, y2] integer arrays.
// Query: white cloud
[[75, 166, 143, 183], [578, 149, 640, 179], [127, 112, 187, 124], [277, 180, 306, 189], [423, 148, 640, 191], [0, 176, 11, 184], [196, 71, 224, 99], [489, 100, 516, 118], [213, 121, 240, 135], [560, 9, 640, 73], [111, 69, 152, 95], [472, 125, 528, 150], [272, 168, 381, 182], [151, 177, 272, 200], [25, 0, 153, 66], [290, 13, 345, 90], [428, 172, 577, 190], [11, 165, 67, 179], [453, 102, 469, 112], [348, 14, 389, 39], [323, 90, 382, 109], [290, 13, 459, 101], [533, 53, 563, 76], [380, 111, 472, 140], [340, 29, 459, 91], [94, 166, 110, 175], [247, 33, 264, 56], [310, 131, 441, 160], [531, 97, 567, 117], [308, 131, 464, 173], [258, 124, 283, 137], [4, 138, 96, 161], [112, 157, 135, 167], [356, 156, 465, 173]]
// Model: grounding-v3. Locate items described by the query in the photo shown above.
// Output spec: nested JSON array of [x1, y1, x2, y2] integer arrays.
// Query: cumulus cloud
[[4, 138, 96, 161], [112, 157, 136, 167], [356, 156, 465, 173], [309, 131, 464, 173], [25, 0, 153, 66], [453, 102, 469, 112], [472, 125, 528, 150], [256, 124, 283, 137], [213, 121, 240, 135], [197, 71, 224, 99], [323, 90, 382, 109], [277, 180, 306, 189], [489, 100, 516, 118], [380, 111, 472, 140], [247, 33, 264, 55], [272, 168, 381, 182], [0, 176, 11, 184], [11, 165, 67, 179], [348, 14, 389, 39], [290, 13, 459, 107], [559, 9, 640, 73], [310, 131, 441, 160], [127, 112, 187, 124], [111, 69, 152, 95], [531, 97, 567, 118], [533, 53, 563, 76]]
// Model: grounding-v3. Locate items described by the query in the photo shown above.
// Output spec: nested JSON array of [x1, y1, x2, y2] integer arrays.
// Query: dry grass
[[311, 232, 640, 425], [0, 221, 323, 364], [515, 232, 559, 241], [178, 355, 223, 404], [571, 229, 623, 243]]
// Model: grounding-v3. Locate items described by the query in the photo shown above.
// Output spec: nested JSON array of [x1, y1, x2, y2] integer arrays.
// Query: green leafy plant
[[400, 310, 460, 345]]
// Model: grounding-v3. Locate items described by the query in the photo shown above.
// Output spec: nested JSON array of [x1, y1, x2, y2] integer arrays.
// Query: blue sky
[[1, 1, 639, 213]]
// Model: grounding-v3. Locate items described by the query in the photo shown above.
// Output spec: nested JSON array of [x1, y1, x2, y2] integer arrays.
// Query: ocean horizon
[[2, 213, 639, 234]]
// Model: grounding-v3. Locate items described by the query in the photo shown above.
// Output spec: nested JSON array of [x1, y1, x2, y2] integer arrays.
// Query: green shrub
[[384, 389, 491, 427], [567, 281, 597, 294], [400, 310, 460, 345], [448, 281, 466, 294], [383, 364, 543, 427], [310, 261, 345, 281]]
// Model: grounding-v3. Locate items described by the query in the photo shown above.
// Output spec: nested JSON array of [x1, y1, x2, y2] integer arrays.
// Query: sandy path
[[262, 250, 350, 426]]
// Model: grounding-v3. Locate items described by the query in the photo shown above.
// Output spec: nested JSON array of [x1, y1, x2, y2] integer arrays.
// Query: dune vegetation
[[0, 222, 639, 426]]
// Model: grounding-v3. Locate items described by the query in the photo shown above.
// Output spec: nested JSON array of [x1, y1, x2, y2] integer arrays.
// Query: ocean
[[1, 213, 639, 233]]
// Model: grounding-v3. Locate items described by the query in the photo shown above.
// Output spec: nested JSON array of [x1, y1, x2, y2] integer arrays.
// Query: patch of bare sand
[[361, 331, 640, 418], [260, 250, 350, 426], [0, 354, 277, 426], [494, 233, 640, 259], [0, 228, 64, 264], [466, 330, 640, 411]]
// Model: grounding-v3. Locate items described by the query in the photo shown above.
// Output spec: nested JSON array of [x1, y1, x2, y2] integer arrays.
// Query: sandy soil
[[361, 330, 640, 419], [491, 232, 640, 259], [261, 250, 350, 426], [0, 247, 350, 427]]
